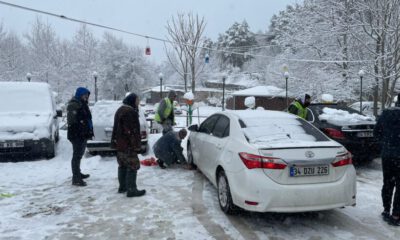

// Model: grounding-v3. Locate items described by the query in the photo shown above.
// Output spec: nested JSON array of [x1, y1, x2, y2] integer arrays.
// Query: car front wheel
[[217, 170, 235, 214]]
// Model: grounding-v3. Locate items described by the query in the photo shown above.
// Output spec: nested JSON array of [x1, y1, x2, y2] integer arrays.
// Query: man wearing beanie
[[111, 93, 146, 197]]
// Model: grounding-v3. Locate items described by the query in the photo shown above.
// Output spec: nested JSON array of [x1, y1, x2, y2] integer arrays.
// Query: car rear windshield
[[311, 104, 360, 115], [240, 117, 329, 143]]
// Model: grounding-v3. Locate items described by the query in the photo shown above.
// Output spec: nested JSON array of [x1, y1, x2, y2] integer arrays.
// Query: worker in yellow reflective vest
[[288, 94, 311, 119], [154, 90, 177, 134]]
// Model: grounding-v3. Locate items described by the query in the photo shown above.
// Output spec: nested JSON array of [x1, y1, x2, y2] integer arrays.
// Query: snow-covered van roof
[[231, 85, 293, 97]]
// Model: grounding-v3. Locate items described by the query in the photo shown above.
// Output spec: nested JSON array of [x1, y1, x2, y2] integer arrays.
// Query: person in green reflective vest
[[288, 94, 311, 119], [154, 90, 177, 134]]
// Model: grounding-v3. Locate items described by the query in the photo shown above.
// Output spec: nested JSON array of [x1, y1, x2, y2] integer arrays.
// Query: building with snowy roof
[[227, 85, 295, 110]]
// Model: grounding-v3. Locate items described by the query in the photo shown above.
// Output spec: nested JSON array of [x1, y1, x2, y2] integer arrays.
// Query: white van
[[0, 82, 62, 160]]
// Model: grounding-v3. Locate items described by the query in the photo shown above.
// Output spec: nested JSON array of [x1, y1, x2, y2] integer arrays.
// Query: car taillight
[[332, 152, 352, 167], [141, 131, 147, 139], [323, 128, 345, 139], [239, 152, 287, 170]]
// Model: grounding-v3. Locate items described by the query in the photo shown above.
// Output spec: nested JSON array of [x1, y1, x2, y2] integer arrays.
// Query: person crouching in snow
[[153, 129, 187, 169], [111, 93, 146, 197]]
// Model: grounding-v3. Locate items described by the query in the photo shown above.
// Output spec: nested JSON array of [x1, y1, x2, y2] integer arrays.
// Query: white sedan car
[[187, 110, 356, 214]]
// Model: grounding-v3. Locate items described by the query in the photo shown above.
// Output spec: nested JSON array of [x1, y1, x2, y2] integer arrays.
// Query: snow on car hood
[[0, 112, 52, 140], [319, 107, 375, 126]]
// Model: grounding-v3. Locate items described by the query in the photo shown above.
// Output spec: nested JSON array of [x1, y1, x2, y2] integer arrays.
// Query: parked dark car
[[305, 103, 380, 163]]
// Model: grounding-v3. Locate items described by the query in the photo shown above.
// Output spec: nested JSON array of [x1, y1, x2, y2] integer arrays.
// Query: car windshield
[[241, 116, 329, 144], [0, 84, 52, 113]]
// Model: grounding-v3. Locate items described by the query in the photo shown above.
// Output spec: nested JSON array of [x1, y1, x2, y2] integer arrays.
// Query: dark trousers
[[382, 157, 400, 216], [70, 139, 87, 181]]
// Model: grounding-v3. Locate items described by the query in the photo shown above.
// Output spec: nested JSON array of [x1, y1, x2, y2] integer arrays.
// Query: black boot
[[81, 173, 90, 179], [72, 176, 87, 187], [118, 167, 127, 193], [126, 169, 146, 197], [157, 159, 166, 169]]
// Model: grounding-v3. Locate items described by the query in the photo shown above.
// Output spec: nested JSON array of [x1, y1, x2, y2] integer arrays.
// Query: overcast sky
[[0, 0, 298, 62]]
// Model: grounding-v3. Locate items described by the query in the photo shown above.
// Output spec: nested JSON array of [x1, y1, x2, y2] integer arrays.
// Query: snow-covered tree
[[0, 30, 27, 82], [217, 20, 258, 69], [70, 24, 99, 89]]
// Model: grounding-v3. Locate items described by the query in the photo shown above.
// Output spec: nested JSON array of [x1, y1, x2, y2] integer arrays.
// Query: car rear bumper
[[87, 140, 148, 153], [228, 167, 356, 213], [0, 138, 52, 160]]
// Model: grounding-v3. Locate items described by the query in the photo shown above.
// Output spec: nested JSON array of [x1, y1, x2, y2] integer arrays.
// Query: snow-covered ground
[[1, 106, 400, 240]]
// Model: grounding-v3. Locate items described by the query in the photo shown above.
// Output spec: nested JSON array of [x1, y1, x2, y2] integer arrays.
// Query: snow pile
[[232, 85, 293, 97], [183, 91, 194, 100], [319, 107, 374, 124], [244, 96, 255, 109]]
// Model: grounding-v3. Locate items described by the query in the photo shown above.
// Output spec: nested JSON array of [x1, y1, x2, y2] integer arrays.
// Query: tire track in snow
[[225, 214, 260, 240], [191, 172, 232, 240], [192, 172, 259, 240], [320, 210, 391, 240]]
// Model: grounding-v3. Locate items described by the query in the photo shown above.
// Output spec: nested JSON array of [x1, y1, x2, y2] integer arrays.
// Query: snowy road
[[1, 130, 399, 240]]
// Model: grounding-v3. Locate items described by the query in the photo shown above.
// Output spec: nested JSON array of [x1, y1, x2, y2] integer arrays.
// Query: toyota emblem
[[305, 151, 315, 158]]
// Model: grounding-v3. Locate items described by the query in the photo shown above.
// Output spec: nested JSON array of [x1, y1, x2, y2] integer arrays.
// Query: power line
[[0, 0, 374, 64]]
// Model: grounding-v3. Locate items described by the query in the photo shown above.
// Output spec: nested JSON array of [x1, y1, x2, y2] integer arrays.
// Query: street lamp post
[[26, 72, 32, 82], [93, 71, 98, 102], [358, 69, 365, 114], [159, 73, 164, 99], [284, 71, 290, 109], [222, 74, 226, 111]]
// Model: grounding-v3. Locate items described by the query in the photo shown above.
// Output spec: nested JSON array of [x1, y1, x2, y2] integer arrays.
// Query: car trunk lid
[[257, 145, 349, 185]]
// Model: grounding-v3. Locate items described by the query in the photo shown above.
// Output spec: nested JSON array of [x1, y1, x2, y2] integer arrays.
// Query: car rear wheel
[[187, 143, 197, 169], [55, 130, 60, 143], [217, 170, 235, 214]]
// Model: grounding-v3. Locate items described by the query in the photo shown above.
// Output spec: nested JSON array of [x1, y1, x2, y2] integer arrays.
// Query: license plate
[[290, 165, 329, 177], [357, 131, 373, 138], [0, 141, 24, 148]]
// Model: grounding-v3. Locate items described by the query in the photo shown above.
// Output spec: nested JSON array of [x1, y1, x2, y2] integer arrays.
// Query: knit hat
[[123, 92, 138, 108]]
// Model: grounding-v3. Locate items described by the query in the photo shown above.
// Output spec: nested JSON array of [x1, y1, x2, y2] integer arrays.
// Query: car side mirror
[[56, 110, 63, 118], [188, 124, 198, 132]]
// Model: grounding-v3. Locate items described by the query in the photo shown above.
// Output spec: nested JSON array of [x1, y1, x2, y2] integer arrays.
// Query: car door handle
[[216, 144, 222, 150]]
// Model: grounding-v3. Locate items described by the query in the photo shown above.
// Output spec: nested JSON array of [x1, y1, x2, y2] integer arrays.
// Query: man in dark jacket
[[153, 129, 187, 169], [154, 90, 177, 135], [67, 87, 94, 186], [111, 93, 146, 197], [288, 94, 311, 119], [374, 94, 400, 226]]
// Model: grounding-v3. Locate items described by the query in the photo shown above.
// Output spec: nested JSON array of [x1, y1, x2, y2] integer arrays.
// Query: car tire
[[140, 143, 149, 155], [46, 139, 56, 159], [87, 151, 98, 156], [187, 143, 197, 169], [217, 170, 236, 214], [55, 130, 60, 143]]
